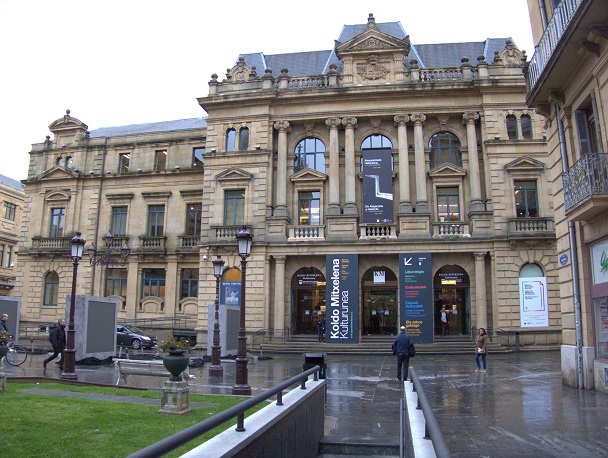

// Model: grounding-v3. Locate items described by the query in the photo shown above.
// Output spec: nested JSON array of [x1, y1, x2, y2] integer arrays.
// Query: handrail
[[251, 327, 289, 349], [127, 366, 321, 458], [408, 367, 452, 458]]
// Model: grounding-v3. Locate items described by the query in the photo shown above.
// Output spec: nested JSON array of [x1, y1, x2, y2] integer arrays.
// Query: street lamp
[[232, 226, 252, 395], [61, 231, 86, 380], [87, 232, 130, 267], [209, 255, 225, 377]]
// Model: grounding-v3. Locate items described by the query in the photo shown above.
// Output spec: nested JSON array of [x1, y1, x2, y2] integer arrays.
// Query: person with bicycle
[[0, 313, 8, 333], [44, 318, 66, 370]]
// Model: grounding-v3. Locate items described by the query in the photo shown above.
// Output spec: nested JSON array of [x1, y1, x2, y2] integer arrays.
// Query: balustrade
[[419, 69, 463, 81], [138, 236, 166, 250], [31, 236, 71, 250], [288, 225, 325, 240], [360, 224, 397, 239], [178, 235, 201, 247], [507, 217, 554, 235], [431, 222, 470, 237]]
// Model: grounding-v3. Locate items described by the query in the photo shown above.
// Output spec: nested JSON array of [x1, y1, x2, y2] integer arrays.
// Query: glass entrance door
[[362, 289, 397, 335]]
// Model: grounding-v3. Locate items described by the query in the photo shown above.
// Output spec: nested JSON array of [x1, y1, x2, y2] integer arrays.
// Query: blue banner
[[326, 254, 359, 343], [399, 253, 433, 343]]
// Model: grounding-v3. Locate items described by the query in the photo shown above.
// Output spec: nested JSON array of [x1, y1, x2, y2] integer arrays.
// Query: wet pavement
[[3, 350, 608, 457]]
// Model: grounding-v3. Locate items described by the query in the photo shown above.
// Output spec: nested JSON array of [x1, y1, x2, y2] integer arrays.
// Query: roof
[[0, 174, 25, 190], [237, 21, 514, 75], [89, 118, 207, 138]]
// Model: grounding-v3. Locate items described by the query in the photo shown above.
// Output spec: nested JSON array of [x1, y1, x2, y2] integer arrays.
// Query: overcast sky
[[0, 0, 535, 182]]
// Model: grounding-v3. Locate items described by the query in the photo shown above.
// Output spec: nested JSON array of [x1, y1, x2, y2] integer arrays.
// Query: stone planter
[[162, 350, 190, 381]]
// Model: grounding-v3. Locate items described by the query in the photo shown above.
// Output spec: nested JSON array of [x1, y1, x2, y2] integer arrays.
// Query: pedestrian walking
[[44, 318, 66, 370], [392, 325, 412, 381], [440, 307, 449, 336], [317, 315, 326, 342], [475, 327, 488, 372]]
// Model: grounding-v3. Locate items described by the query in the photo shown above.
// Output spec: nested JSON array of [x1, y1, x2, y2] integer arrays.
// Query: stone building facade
[[0, 174, 24, 294], [525, 0, 608, 392], [15, 15, 560, 348]]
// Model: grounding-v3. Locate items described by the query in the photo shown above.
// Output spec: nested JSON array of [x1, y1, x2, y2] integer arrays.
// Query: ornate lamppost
[[87, 232, 130, 270], [61, 232, 86, 380], [209, 255, 225, 376], [232, 227, 252, 395]]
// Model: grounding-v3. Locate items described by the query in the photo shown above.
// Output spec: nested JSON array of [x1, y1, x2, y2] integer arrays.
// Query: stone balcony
[[507, 217, 555, 237], [431, 222, 471, 238], [288, 225, 325, 241]]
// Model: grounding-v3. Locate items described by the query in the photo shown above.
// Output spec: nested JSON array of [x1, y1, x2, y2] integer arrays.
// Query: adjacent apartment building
[[525, 0, 608, 392], [0, 174, 24, 295], [15, 15, 560, 350]]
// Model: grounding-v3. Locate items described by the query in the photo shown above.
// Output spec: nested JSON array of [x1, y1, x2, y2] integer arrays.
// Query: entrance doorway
[[362, 267, 398, 335], [291, 267, 326, 335], [433, 265, 470, 337]]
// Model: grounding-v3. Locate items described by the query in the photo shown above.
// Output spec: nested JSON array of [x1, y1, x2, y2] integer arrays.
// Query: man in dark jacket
[[392, 326, 412, 381], [43, 318, 66, 370]]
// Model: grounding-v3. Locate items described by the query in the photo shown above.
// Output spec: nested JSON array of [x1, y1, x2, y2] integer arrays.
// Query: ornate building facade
[[0, 174, 24, 294], [525, 0, 608, 392], [15, 15, 560, 349]]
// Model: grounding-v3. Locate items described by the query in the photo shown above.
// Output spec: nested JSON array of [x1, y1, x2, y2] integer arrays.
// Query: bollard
[[515, 332, 520, 352]]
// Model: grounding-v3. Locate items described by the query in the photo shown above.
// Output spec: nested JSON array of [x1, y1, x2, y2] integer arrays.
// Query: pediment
[[48, 110, 88, 134], [290, 168, 327, 182], [504, 156, 545, 172], [36, 166, 80, 181], [335, 17, 410, 58], [429, 163, 466, 178], [226, 56, 256, 83], [216, 167, 254, 182]]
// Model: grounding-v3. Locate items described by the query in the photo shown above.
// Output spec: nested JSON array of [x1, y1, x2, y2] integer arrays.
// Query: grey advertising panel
[[207, 304, 239, 357], [326, 254, 359, 343], [0, 297, 20, 342], [362, 149, 393, 224], [86, 300, 117, 353], [399, 253, 433, 343]]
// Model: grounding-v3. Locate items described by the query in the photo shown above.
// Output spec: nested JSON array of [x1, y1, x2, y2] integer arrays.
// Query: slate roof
[[89, 118, 207, 138], [0, 174, 25, 190], [238, 21, 514, 75]]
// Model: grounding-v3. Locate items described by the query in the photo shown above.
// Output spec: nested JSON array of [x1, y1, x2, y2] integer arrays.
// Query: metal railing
[[120, 316, 197, 330], [404, 367, 451, 458], [251, 328, 290, 350], [127, 366, 322, 458], [563, 153, 608, 211], [527, 0, 585, 91]]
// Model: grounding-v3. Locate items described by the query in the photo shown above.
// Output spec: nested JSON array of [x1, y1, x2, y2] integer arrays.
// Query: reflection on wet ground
[[5, 351, 608, 457]]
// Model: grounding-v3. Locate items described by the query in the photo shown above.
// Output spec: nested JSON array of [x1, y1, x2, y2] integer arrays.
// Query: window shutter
[[574, 109, 592, 156]]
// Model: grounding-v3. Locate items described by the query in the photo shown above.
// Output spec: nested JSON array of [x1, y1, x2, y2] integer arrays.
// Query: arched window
[[429, 132, 462, 168], [506, 115, 518, 139], [238, 127, 249, 151], [361, 134, 393, 150], [226, 128, 236, 152], [520, 263, 544, 277], [57, 157, 64, 167], [521, 115, 533, 139], [294, 138, 326, 173], [43, 271, 59, 306], [65, 156, 73, 168]]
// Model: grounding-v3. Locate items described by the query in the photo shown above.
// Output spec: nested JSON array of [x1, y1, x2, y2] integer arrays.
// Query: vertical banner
[[326, 254, 359, 343], [362, 149, 393, 224], [400, 253, 433, 343], [519, 277, 549, 327]]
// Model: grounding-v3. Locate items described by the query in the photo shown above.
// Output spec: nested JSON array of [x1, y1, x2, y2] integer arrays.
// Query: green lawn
[[2, 381, 265, 457]]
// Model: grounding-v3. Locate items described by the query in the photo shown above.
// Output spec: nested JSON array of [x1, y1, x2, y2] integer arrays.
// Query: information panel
[[399, 253, 433, 343], [326, 254, 359, 343], [362, 149, 393, 224], [519, 277, 549, 327]]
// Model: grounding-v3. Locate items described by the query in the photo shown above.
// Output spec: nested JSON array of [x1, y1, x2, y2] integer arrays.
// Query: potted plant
[[159, 337, 191, 381], [0, 330, 11, 359]]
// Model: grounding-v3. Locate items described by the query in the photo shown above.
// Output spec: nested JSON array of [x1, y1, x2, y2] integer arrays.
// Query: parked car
[[116, 325, 158, 349]]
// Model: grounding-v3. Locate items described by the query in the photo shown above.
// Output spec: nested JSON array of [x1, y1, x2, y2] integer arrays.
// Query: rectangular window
[[180, 268, 199, 300], [49, 208, 65, 237], [0, 245, 4, 267], [224, 190, 245, 225], [192, 147, 205, 168], [594, 297, 608, 359], [4, 202, 16, 221], [186, 203, 202, 236], [298, 191, 321, 225], [514, 181, 538, 217], [141, 269, 166, 298], [43, 273, 59, 306], [155, 150, 167, 172], [437, 187, 460, 221], [111, 206, 128, 237], [147, 205, 165, 236], [118, 153, 131, 174], [106, 269, 128, 297], [5, 246, 11, 268]]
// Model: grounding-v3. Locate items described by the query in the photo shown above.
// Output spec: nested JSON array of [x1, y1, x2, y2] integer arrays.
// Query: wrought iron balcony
[[563, 153, 608, 216], [526, 0, 585, 92]]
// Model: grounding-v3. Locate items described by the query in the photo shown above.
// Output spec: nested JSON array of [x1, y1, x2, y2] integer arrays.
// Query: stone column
[[326, 117, 342, 215], [165, 260, 177, 316], [394, 114, 412, 213], [411, 113, 429, 213], [474, 252, 487, 329], [273, 121, 291, 217], [342, 117, 358, 215], [273, 256, 286, 332], [125, 261, 139, 320], [463, 112, 483, 212]]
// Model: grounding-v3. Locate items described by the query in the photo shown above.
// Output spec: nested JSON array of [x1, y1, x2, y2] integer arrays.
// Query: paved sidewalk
[[3, 350, 608, 457]]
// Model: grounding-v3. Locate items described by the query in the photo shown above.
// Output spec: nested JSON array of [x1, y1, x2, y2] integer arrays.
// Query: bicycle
[[4, 342, 28, 366]]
